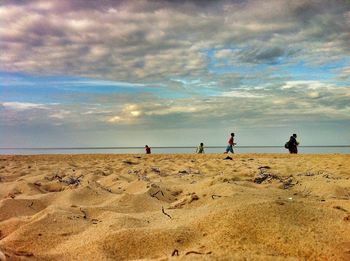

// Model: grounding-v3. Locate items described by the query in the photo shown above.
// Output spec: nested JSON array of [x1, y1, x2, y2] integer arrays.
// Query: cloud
[[338, 66, 350, 80], [145, 105, 201, 116], [1, 0, 349, 83], [107, 116, 122, 123], [281, 81, 335, 90], [238, 46, 286, 64], [0, 0, 350, 139], [1, 102, 47, 110], [307, 91, 320, 98], [49, 110, 70, 119], [215, 49, 234, 59], [220, 90, 265, 98], [107, 104, 143, 124]]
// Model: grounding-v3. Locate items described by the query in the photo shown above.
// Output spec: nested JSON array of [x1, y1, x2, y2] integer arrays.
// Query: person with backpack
[[286, 134, 299, 154]]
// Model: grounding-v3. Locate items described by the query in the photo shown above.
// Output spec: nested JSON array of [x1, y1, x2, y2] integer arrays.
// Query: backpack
[[284, 142, 290, 149]]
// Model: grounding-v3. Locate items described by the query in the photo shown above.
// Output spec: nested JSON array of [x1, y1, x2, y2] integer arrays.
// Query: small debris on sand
[[171, 249, 179, 256], [258, 166, 271, 169], [211, 194, 222, 200], [63, 176, 83, 185], [14, 250, 34, 257], [123, 160, 137, 165], [189, 194, 199, 203], [161, 206, 172, 219], [254, 167, 296, 189], [151, 167, 161, 174], [185, 250, 212, 255], [254, 173, 278, 184], [151, 190, 164, 200], [333, 206, 348, 212], [80, 208, 88, 219]]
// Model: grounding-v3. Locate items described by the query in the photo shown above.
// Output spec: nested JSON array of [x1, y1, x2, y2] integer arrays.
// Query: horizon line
[[1, 145, 350, 150]]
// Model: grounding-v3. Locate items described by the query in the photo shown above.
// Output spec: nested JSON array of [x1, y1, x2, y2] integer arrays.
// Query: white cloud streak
[[2, 102, 47, 110]]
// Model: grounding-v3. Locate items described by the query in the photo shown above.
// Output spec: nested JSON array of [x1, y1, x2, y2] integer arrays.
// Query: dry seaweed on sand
[[46, 172, 83, 186], [63, 175, 83, 185], [254, 166, 296, 189]]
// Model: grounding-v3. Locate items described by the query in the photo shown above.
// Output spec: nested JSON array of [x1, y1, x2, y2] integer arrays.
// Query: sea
[[0, 146, 349, 155]]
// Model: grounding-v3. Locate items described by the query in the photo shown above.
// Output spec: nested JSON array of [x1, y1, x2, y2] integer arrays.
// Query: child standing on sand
[[196, 143, 205, 154], [225, 133, 236, 154]]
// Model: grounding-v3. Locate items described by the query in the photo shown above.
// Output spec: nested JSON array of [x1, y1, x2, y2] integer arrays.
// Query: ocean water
[[0, 146, 349, 155]]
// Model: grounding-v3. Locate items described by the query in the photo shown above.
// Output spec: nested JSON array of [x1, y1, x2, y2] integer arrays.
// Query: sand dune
[[0, 154, 349, 260]]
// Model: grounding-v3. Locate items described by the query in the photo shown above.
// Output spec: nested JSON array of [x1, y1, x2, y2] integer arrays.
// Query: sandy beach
[[0, 153, 349, 260]]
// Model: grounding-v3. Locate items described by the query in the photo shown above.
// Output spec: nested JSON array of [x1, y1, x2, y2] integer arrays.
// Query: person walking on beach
[[288, 134, 299, 154], [224, 133, 236, 153], [145, 145, 151, 154], [196, 143, 205, 154]]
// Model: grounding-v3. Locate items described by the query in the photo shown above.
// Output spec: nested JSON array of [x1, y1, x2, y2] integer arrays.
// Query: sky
[[0, 0, 350, 148]]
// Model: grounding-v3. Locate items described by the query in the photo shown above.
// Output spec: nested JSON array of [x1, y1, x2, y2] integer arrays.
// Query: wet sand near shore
[[0, 154, 349, 260]]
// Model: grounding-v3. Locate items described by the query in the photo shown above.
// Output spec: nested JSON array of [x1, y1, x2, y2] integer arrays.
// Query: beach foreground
[[0, 154, 349, 260]]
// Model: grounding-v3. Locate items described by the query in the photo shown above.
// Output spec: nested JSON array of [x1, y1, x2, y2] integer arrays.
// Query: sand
[[0, 153, 349, 260]]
